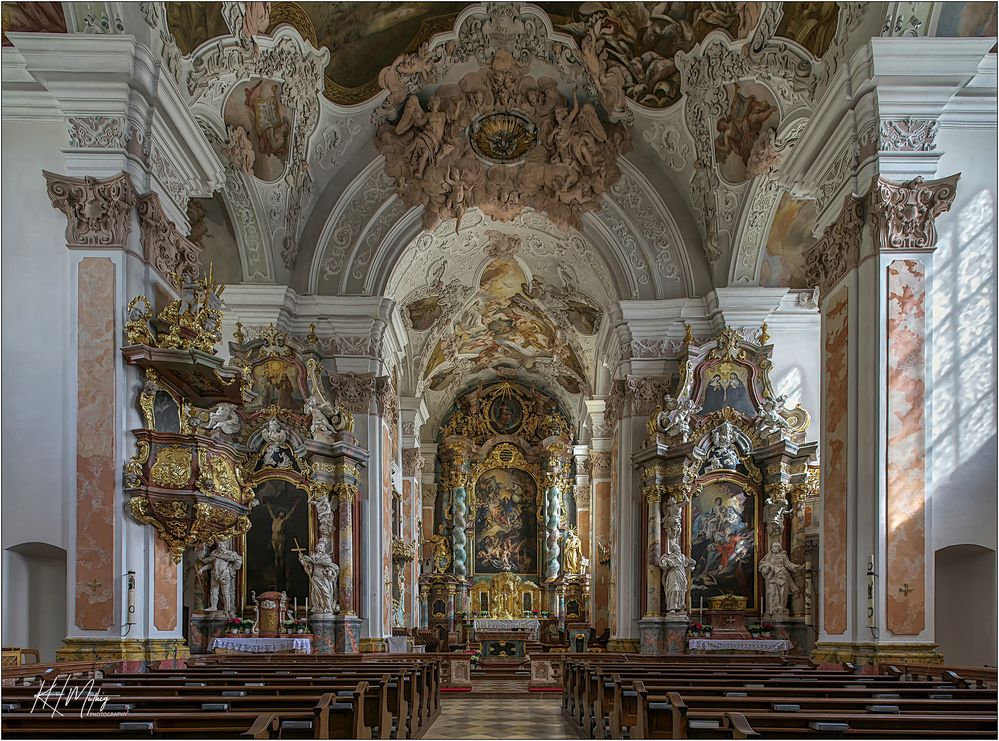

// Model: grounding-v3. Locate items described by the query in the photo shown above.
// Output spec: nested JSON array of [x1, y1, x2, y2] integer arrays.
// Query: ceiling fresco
[[1, 1, 66, 45]]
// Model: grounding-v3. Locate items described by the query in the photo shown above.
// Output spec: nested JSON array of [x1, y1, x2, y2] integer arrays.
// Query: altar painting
[[244, 480, 310, 605], [247, 358, 306, 412], [696, 361, 757, 417], [689, 479, 757, 608], [473, 468, 539, 575]]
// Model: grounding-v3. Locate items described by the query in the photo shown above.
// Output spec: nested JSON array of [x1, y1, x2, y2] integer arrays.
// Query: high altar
[[419, 382, 591, 645]]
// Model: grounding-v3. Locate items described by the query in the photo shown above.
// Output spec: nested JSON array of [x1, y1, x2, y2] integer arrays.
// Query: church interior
[[1, 1, 997, 739]]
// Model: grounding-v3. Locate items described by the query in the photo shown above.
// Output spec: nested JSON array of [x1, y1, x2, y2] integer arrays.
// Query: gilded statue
[[427, 524, 451, 575], [562, 528, 586, 575], [490, 570, 520, 619]]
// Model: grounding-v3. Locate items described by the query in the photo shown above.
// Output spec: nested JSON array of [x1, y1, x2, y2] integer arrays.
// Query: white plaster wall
[[2, 551, 30, 649], [935, 544, 997, 666], [768, 320, 823, 439], [0, 118, 71, 553], [2, 544, 68, 661], [929, 126, 998, 554]]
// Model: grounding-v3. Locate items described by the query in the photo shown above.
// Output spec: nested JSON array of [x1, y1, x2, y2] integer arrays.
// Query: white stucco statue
[[655, 394, 701, 442], [261, 418, 292, 468], [705, 422, 741, 471], [206, 402, 241, 436], [199, 543, 243, 616], [759, 542, 805, 616], [298, 537, 340, 617], [304, 395, 336, 443], [757, 395, 792, 439], [659, 519, 694, 613]]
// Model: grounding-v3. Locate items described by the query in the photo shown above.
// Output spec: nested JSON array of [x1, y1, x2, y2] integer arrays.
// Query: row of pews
[[1, 653, 443, 739], [561, 654, 998, 739]]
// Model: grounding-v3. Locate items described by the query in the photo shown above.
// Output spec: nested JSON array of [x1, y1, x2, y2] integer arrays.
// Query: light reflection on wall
[[930, 189, 997, 469]]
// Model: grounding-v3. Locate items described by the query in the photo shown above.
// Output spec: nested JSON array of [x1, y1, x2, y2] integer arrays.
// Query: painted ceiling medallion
[[470, 112, 538, 164]]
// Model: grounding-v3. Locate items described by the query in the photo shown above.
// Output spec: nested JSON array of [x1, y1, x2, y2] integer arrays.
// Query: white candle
[[305, 598, 309, 614], [294, 597, 298, 615], [699, 597, 704, 614]]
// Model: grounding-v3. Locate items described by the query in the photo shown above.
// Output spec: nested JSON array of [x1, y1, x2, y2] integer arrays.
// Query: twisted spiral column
[[451, 477, 469, 580]]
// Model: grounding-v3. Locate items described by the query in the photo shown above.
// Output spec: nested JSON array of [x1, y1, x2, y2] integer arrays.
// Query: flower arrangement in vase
[[468, 650, 482, 669], [748, 622, 775, 638], [686, 621, 714, 638], [226, 617, 253, 634]]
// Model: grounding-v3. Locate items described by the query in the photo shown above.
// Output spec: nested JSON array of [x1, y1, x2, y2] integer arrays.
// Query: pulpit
[[252, 590, 289, 635]]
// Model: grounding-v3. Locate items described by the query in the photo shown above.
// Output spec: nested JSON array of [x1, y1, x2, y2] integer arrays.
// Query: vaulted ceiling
[[152, 1, 890, 422]]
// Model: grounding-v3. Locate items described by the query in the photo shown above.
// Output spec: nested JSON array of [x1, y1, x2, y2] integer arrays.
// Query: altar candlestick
[[699, 597, 703, 614], [305, 598, 309, 614], [294, 597, 298, 615]]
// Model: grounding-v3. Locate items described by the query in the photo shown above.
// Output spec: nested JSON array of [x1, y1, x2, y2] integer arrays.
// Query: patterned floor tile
[[425, 696, 579, 739]]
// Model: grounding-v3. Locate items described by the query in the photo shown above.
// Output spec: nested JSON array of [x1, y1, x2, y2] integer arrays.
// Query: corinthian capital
[[136, 192, 202, 280], [44, 170, 136, 248], [869, 174, 959, 252]]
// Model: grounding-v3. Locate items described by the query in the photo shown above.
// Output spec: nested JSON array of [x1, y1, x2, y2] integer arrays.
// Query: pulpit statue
[[199, 542, 242, 616], [297, 537, 340, 617], [760, 542, 805, 616]]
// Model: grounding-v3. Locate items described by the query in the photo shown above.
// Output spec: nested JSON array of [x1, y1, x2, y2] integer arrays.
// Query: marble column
[[643, 486, 663, 617], [542, 439, 571, 583], [805, 174, 958, 666]]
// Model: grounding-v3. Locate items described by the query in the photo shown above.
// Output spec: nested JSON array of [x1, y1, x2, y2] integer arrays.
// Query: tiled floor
[[425, 697, 580, 739]]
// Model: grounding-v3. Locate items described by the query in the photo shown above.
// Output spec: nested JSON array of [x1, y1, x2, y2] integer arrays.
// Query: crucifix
[[291, 537, 307, 556], [899, 582, 914, 596], [86, 578, 102, 592]]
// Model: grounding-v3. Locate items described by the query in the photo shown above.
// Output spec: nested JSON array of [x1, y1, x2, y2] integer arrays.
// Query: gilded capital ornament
[[334, 482, 358, 502]]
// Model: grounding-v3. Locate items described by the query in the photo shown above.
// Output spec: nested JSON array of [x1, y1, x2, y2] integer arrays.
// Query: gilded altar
[[470, 571, 542, 619]]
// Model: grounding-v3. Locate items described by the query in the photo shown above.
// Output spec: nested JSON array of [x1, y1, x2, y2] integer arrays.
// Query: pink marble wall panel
[[154, 535, 177, 631], [383, 426, 393, 632], [609, 441, 619, 635], [76, 258, 116, 630], [886, 259, 927, 635], [593, 481, 610, 632], [823, 287, 849, 635]]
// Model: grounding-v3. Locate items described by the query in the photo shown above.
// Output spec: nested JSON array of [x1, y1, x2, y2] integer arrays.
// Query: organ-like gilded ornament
[[470, 112, 537, 164], [149, 446, 194, 488]]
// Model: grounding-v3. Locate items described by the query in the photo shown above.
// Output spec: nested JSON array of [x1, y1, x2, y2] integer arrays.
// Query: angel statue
[[396, 94, 450, 178], [261, 418, 292, 468], [757, 394, 792, 439], [655, 394, 701, 442], [304, 395, 336, 444], [206, 402, 241, 436], [705, 422, 741, 471]]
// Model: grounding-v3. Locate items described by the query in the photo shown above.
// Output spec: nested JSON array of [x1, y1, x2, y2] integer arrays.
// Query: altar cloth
[[209, 637, 313, 654], [688, 638, 791, 653]]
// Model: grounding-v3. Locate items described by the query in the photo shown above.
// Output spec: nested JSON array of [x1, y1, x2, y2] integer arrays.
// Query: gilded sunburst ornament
[[469, 112, 537, 164]]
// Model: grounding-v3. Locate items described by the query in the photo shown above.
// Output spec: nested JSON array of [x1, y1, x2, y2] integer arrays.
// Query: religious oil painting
[[488, 394, 523, 435], [696, 361, 758, 417], [714, 81, 780, 184], [245, 480, 310, 605], [473, 467, 539, 575], [222, 78, 293, 182], [690, 479, 757, 609], [247, 358, 306, 412]]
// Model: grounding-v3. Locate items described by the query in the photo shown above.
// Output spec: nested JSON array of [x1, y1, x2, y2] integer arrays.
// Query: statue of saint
[[759, 542, 805, 616], [427, 524, 451, 575], [659, 521, 695, 613], [562, 529, 585, 575], [199, 542, 243, 616], [298, 537, 340, 616]]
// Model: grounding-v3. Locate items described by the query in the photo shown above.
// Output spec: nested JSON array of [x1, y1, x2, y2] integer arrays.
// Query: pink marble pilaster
[[153, 534, 178, 631], [886, 259, 927, 635], [822, 287, 849, 635], [76, 257, 116, 630]]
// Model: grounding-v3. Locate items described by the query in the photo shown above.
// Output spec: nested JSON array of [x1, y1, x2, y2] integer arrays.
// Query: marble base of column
[[360, 637, 389, 653], [770, 615, 812, 657], [812, 641, 943, 667], [330, 615, 362, 654], [639, 615, 689, 655], [605, 638, 641, 653], [308, 618, 337, 654], [189, 615, 227, 654]]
